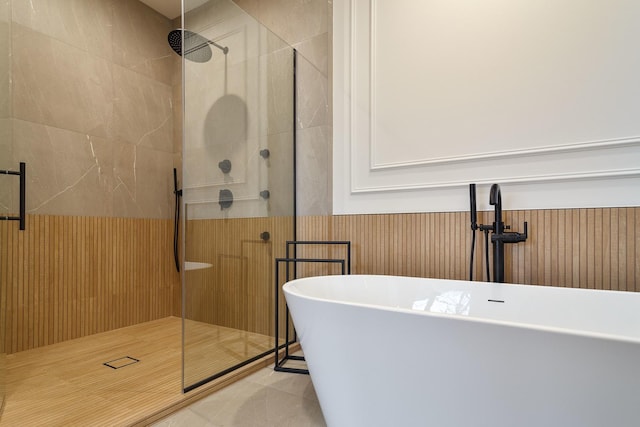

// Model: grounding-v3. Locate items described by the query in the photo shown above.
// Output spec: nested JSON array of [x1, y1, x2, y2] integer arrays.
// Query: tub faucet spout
[[489, 184, 528, 283]]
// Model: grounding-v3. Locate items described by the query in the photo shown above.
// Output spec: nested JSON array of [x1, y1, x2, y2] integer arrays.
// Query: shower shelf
[[274, 240, 352, 375], [184, 261, 213, 271]]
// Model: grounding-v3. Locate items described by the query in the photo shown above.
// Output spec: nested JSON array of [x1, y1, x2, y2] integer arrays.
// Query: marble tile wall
[[180, 0, 295, 220], [233, 0, 332, 216], [6, 0, 178, 218], [0, 0, 11, 217]]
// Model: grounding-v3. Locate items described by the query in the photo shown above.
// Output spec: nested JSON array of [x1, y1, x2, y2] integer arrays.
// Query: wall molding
[[370, 136, 640, 171], [334, 0, 640, 214], [352, 167, 640, 194]]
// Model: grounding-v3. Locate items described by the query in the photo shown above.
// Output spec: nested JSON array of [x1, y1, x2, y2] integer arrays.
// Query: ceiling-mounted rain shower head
[[168, 29, 228, 63]]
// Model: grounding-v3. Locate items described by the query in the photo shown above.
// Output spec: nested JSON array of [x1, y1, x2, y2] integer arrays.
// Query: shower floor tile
[[0, 317, 284, 426]]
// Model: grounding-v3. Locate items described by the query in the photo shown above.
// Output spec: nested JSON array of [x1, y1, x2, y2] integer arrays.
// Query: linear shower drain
[[103, 356, 140, 369]]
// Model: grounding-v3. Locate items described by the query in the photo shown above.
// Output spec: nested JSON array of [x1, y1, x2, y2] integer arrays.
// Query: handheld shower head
[[168, 29, 228, 63], [469, 183, 477, 230]]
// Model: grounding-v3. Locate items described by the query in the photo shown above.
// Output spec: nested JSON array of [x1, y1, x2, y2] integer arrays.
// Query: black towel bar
[[1, 162, 26, 230]]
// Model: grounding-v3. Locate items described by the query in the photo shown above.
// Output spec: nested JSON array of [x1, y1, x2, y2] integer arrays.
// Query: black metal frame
[[181, 47, 298, 394], [274, 240, 352, 374], [1, 162, 26, 231]]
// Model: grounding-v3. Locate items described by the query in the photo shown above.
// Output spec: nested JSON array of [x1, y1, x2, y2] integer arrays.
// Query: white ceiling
[[139, 0, 210, 20]]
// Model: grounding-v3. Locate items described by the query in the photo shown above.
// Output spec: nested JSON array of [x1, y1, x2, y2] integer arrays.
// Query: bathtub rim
[[283, 274, 640, 345]]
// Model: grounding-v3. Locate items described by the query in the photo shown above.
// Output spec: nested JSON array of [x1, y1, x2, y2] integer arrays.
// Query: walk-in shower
[[0, 0, 297, 422]]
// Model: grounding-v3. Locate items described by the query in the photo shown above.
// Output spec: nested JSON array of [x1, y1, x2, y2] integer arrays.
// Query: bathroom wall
[[0, 0, 10, 220], [298, 208, 639, 291], [0, 0, 8, 409], [179, 0, 296, 344], [0, 215, 178, 354], [10, 0, 176, 218], [184, 216, 293, 335], [233, 0, 332, 216], [333, 0, 640, 214], [0, 0, 181, 354], [232, 1, 639, 292], [181, 0, 294, 220]]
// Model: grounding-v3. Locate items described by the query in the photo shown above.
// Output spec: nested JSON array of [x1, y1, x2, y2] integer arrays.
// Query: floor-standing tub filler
[[284, 275, 640, 427]]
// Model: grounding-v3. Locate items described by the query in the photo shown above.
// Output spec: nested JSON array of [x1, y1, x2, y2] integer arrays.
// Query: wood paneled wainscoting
[[184, 216, 294, 337], [297, 207, 639, 291], [0, 214, 181, 354]]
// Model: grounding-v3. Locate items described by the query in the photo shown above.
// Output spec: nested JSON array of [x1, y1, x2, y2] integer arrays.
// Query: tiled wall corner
[[9, 0, 179, 219], [233, 0, 332, 216]]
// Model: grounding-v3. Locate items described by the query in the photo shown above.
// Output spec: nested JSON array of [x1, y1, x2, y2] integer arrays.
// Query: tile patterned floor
[[152, 366, 327, 427]]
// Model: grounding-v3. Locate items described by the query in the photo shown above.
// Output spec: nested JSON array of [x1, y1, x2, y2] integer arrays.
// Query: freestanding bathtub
[[283, 275, 640, 427]]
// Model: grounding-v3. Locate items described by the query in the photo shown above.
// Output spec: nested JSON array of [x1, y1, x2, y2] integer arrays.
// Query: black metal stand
[[274, 241, 351, 374], [1, 162, 26, 230]]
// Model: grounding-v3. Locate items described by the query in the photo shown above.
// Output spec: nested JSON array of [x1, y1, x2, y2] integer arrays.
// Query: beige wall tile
[[266, 47, 294, 136], [296, 125, 330, 216], [12, 24, 115, 138], [296, 53, 329, 129], [0, 118, 12, 214], [172, 82, 183, 154], [113, 139, 137, 204], [184, 0, 245, 34], [112, 64, 173, 151], [11, 0, 113, 61], [0, 0, 10, 120], [293, 32, 328, 78], [232, 0, 331, 216], [0, 118, 10, 170], [9, 1, 177, 219], [113, 140, 173, 218], [112, 0, 176, 85], [12, 119, 114, 216], [132, 145, 174, 218], [235, 0, 327, 48]]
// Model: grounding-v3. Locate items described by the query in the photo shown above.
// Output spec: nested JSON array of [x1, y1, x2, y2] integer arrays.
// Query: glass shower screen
[[180, 0, 295, 391]]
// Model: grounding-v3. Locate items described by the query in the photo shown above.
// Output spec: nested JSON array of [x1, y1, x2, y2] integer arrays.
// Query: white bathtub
[[283, 275, 640, 427]]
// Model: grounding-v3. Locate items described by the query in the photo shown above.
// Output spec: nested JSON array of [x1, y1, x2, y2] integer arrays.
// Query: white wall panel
[[333, 0, 640, 214]]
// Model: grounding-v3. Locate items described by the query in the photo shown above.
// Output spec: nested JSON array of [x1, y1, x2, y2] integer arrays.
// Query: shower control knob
[[219, 189, 233, 210], [218, 159, 232, 174]]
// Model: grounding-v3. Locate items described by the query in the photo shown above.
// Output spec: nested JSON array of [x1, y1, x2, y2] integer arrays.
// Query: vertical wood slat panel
[[295, 208, 639, 296], [0, 214, 180, 354], [1, 208, 638, 354], [184, 216, 294, 337]]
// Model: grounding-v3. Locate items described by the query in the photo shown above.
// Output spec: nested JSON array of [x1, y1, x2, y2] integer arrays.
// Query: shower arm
[[184, 40, 228, 56]]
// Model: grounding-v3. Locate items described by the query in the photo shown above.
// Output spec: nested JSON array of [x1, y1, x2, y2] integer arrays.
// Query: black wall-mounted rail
[[274, 240, 352, 374], [1, 162, 26, 230]]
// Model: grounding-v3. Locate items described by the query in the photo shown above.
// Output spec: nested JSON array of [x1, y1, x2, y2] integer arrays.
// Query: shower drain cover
[[103, 356, 140, 369]]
